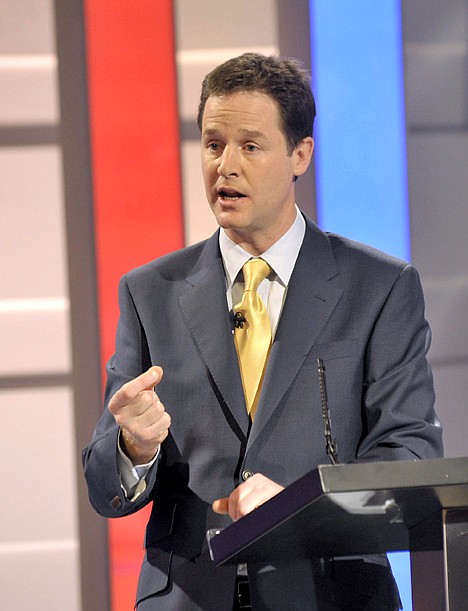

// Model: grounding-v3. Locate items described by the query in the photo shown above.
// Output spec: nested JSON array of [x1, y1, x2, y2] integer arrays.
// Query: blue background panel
[[310, 0, 410, 261], [310, 1, 412, 608]]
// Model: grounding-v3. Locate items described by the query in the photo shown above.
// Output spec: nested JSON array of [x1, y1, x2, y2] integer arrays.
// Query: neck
[[226, 209, 298, 256]]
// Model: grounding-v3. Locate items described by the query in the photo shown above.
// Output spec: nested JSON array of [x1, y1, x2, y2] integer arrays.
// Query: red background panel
[[84, 1, 184, 609], [84, 0, 184, 367]]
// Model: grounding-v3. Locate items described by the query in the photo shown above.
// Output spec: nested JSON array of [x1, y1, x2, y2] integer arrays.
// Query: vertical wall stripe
[[84, 2, 184, 610], [310, 0, 410, 260], [309, 1, 412, 609]]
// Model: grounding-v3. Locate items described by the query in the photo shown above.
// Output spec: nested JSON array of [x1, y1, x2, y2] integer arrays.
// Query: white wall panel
[[0, 387, 78, 542], [0, 55, 59, 124], [0, 1, 54, 54], [175, 0, 277, 51], [0, 544, 80, 611], [0, 146, 67, 299], [0, 2, 82, 609], [181, 140, 218, 246], [0, 300, 70, 374]]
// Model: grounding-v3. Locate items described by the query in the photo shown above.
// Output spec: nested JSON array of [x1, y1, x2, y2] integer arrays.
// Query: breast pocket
[[304, 338, 359, 364], [300, 338, 362, 419], [298, 339, 363, 462]]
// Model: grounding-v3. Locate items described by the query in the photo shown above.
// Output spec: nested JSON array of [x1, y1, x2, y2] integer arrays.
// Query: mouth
[[217, 188, 246, 202]]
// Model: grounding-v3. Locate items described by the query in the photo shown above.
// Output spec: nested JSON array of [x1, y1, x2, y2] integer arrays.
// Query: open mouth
[[218, 189, 246, 202]]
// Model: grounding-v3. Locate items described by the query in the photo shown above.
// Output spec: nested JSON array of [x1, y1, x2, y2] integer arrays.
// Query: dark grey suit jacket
[[83, 216, 443, 610]]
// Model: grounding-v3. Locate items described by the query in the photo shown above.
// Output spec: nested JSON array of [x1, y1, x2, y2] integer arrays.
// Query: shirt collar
[[219, 206, 306, 289]]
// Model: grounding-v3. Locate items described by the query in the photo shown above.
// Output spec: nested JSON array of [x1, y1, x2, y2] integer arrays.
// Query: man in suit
[[83, 53, 443, 610]]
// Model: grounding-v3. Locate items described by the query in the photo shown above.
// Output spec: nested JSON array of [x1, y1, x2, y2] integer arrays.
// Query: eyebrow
[[202, 128, 219, 137], [239, 129, 266, 139], [202, 127, 267, 139]]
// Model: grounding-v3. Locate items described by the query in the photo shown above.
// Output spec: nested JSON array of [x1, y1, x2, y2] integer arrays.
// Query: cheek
[[201, 162, 215, 184], [265, 170, 289, 197]]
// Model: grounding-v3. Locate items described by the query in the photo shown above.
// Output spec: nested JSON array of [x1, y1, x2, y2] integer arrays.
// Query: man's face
[[201, 91, 313, 253]]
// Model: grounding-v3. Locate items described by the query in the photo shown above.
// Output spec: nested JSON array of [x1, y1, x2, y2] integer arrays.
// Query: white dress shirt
[[220, 206, 305, 338]]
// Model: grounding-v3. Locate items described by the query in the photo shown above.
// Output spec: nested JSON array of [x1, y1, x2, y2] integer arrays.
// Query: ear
[[292, 137, 314, 177]]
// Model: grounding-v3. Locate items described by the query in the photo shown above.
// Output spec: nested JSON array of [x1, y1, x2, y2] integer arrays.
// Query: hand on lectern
[[212, 473, 284, 521]]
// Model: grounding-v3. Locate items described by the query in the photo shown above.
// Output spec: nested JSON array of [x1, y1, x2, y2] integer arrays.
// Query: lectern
[[207, 457, 468, 610]]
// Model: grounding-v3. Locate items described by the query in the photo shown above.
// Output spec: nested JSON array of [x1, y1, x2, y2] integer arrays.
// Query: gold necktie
[[234, 258, 272, 419]]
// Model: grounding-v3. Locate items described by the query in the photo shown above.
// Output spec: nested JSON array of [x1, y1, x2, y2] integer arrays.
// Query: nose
[[217, 145, 240, 177]]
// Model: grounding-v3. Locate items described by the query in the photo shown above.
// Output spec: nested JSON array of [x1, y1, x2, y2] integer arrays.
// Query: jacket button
[[242, 469, 255, 481], [110, 495, 122, 510]]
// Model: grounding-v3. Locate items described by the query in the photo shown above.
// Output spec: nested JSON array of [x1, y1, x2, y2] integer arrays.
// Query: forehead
[[201, 91, 283, 134]]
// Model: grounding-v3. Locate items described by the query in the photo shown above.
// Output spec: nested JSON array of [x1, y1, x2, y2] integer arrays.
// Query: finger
[[230, 489, 258, 521], [231, 475, 284, 520], [110, 366, 163, 411], [212, 498, 230, 515], [111, 388, 156, 423], [117, 392, 169, 434], [145, 409, 172, 441]]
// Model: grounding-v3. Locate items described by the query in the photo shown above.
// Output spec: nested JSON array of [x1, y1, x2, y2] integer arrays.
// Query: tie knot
[[243, 258, 271, 292]]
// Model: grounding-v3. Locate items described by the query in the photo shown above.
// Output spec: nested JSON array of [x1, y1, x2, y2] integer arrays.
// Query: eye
[[244, 143, 259, 152], [205, 141, 224, 154]]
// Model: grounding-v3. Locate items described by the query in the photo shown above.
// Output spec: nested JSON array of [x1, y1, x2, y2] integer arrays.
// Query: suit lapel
[[247, 220, 343, 449], [177, 220, 343, 445], [178, 234, 250, 437]]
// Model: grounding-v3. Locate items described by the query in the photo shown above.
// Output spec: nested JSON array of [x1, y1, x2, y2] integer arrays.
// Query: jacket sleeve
[[356, 263, 443, 462], [82, 275, 159, 518]]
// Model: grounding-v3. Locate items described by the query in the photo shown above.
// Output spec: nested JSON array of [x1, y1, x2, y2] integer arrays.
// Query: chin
[[213, 209, 242, 228]]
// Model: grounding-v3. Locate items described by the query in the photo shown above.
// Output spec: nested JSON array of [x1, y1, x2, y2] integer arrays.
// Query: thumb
[[146, 365, 164, 388], [144, 366, 164, 391]]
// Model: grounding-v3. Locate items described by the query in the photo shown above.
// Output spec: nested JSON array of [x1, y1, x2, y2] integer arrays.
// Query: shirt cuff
[[117, 430, 160, 501]]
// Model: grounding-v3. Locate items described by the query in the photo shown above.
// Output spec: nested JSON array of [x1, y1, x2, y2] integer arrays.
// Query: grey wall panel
[[403, 0, 468, 458], [402, 0, 467, 45], [432, 362, 468, 458], [424, 276, 468, 365], [405, 42, 467, 129], [407, 132, 468, 279], [54, 0, 110, 608]]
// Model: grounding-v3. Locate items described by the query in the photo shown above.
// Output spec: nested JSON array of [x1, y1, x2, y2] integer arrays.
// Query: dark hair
[[197, 53, 316, 154]]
